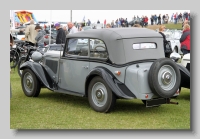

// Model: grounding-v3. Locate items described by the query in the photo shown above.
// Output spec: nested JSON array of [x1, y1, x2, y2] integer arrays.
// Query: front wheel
[[88, 76, 116, 113], [21, 69, 41, 97]]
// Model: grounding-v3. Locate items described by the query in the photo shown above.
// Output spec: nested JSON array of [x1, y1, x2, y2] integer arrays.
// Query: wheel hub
[[161, 71, 172, 85], [26, 77, 33, 89], [95, 89, 104, 101]]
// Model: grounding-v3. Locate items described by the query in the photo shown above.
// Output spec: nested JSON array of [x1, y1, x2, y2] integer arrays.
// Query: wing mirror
[[170, 52, 181, 62]]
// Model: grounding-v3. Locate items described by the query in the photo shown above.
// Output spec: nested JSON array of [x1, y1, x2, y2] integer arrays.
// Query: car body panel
[[58, 58, 89, 94]]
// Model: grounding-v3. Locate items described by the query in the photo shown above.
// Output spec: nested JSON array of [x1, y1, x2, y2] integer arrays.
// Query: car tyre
[[88, 76, 116, 113], [18, 57, 26, 77], [21, 69, 41, 97], [148, 58, 181, 98]]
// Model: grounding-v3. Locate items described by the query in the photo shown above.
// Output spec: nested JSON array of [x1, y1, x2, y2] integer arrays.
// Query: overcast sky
[[10, 10, 190, 24]]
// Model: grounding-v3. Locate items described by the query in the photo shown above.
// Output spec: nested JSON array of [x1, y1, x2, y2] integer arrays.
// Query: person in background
[[182, 19, 190, 28], [174, 12, 178, 24], [150, 15, 154, 25], [106, 23, 111, 28], [87, 19, 91, 26], [63, 26, 69, 35], [118, 19, 121, 28], [54, 22, 66, 44], [10, 33, 14, 47], [144, 16, 148, 27], [180, 24, 190, 55], [158, 25, 172, 58], [35, 25, 46, 47], [165, 14, 169, 24], [154, 14, 157, 24], [67, 22, 78, 34], [162, 14, 166, 24], [115, 19, 118, 28], [170, 13, 174, 23], [97, 20, 100, 24], [104, 19, 106, 28], [25, 19, 37, 46], [111, 20, 114, 28], [78, 23, 85, 31], [157, 14, 161, 25]]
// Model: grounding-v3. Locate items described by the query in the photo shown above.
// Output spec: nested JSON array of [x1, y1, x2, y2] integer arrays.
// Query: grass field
[[147, 23, 183, 30], [10, 67, 190, 129]]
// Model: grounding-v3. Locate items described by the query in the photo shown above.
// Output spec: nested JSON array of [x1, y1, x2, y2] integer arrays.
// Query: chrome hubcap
[[158, 65, 176, 91], [161, 71, 172, 85], [91, 82, 108, 107], [23, 72, 34, 93], [26, 77, 33, 89], [95, 89, 105, 101]]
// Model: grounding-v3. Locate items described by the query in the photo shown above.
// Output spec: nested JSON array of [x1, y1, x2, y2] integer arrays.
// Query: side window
[[90, 39, 108, 59], [65, 38, 89, 57]]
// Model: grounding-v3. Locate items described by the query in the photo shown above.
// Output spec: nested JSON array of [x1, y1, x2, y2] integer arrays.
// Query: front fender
[[85, 67, 136, 99], [20, 61, 55, 91], [176, 63, 190, 89]]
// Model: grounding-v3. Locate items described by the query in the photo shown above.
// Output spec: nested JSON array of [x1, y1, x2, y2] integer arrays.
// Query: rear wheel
[[88, 76, 116, 113], [148, 58, 181, 98], [21, 69, 41, 97]]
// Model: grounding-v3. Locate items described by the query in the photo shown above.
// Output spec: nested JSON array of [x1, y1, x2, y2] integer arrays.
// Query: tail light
[[44, 42, 47, 46]]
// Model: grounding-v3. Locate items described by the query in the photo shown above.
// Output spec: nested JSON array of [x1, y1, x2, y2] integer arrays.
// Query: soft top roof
[[66, 28, 162, 40]]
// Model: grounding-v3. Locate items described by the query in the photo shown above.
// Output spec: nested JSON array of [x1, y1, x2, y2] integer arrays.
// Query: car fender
[[20, 61, 55, 91], [176, 63, 190, 89], [85, 67, 136, 99]]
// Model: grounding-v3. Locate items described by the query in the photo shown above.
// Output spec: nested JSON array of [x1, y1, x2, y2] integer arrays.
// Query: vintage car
[[20, 28, 190, 113]]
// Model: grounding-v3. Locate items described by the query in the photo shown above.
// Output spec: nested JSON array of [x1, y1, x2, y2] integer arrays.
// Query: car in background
[[82, 26, 93, 31], [164, 29, 183, 55]]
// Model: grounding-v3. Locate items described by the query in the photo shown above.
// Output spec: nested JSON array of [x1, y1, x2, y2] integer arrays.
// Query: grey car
[[20, 28, 190, 113]]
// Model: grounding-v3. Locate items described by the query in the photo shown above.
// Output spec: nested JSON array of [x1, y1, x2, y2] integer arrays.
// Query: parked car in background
[[163, 29, 183, 55], [20, 28, 190, 113], [82, 26, 93, 31]]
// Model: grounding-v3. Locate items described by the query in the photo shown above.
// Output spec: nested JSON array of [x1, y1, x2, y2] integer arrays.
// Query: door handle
[[82, 66, 89, 69]]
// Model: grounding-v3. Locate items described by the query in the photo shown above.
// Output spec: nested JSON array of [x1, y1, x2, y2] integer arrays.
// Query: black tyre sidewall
[[21, 69, 41, 97], [148, 58, 181, 98], [88, 76, 116, 113]]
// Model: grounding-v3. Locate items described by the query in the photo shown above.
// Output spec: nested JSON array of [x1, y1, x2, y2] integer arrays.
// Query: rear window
[[132, 43, 157, 50]]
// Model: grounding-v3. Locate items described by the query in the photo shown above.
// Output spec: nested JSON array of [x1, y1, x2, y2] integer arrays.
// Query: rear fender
[[85, 67, 136, 99], [176, 63, 190, 89]]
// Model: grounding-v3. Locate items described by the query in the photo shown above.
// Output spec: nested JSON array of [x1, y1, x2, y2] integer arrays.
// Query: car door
[[57, 38, 90, 95]]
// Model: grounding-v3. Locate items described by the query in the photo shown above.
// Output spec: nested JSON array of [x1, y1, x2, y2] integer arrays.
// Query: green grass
[[10, 67, 190, 129], [147, 23, 183, 30]]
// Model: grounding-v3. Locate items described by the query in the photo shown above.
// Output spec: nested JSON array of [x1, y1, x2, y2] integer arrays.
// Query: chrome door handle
[[82, 66, 89, 69]]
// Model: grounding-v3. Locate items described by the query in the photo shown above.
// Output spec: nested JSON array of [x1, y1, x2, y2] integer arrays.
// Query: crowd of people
[[81, 11, 190, 28], [10, 11, 190, 56]]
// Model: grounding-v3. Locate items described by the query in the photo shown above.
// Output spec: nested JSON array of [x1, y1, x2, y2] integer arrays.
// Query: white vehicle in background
[[164, 29, 183, 55], [181, 53, 190, 72]]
